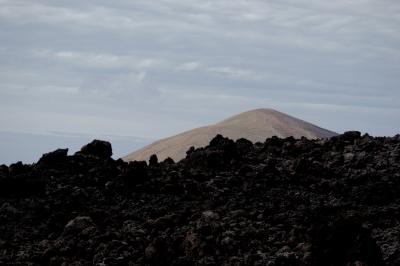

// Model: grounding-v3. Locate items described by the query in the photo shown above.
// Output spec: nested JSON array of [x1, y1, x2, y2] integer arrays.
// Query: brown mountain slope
[[123, 109, 337, 162]]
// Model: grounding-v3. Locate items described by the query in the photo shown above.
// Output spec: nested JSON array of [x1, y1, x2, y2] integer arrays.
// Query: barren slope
[[123, 108, 337, 162]]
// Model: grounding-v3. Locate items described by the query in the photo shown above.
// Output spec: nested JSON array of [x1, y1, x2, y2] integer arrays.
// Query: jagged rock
[[38, 148, 68, 164], [77, 139, 112, 159], [145, 237, 170, 265], [148, 214, 181, 230], [311, 218, 384, 265], [149, 154, 158, 166], [0, 165, 8, 178], [236, 138, 253, 154], [209, 134, 236, 154], [162, 157, 175, 164], [183, 232, 200, 256], [0, 133, 399, 265], [122, 160, 148, 185], [8, 161, 30, 176], [201, 210, 220, 222], [0, 161, 44, 197], [186, 146, 196, 156], [340, 131, 362, 142], [64, 216, 96, 235]]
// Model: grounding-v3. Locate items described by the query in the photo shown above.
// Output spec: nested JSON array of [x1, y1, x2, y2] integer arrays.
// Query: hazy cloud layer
[[1, 0, 399, 162]]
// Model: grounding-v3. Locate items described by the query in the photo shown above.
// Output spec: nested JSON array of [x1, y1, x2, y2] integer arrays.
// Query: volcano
[[124, 108, 337, 162]]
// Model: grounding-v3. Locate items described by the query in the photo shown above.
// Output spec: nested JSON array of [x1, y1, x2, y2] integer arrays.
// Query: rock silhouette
[[0, 132, 399, 265], [77, 139, 113, 159]]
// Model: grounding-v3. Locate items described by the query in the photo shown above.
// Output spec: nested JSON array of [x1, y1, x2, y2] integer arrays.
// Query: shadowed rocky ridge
[[0, 132, 400, 265], [124, 109, 337, 162]]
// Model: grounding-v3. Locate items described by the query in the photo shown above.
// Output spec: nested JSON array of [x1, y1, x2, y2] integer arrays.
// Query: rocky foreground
[[0, 132, 399, 266]]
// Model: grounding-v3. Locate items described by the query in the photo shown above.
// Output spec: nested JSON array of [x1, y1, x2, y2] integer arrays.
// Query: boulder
[[340, 131, 362, 142], [149, 154, 158, 166], [64, 216, 96, 235], [311, 218, 384, 265], [122, 161, 148, 185], [8, 161, 30, 177], [77, 140, 112, 159], [162, 157, 175, 164], [209, 134, 235, 151], [38, 149, 68, 164], [236, 138, 253, 154], [0, 165, 8, 178]]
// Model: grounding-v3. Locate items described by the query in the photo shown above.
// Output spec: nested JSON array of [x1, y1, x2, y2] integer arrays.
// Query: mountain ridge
[[124, 108, 337, 162]]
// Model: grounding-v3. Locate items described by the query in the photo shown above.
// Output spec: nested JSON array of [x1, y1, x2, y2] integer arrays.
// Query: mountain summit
[[124, 108, 337, 162]]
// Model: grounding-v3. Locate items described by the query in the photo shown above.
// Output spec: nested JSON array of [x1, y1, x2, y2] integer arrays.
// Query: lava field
[[0, 131, 399, 265]]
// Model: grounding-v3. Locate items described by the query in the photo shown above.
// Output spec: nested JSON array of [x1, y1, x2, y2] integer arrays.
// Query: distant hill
[[123, 108, 337, 162]]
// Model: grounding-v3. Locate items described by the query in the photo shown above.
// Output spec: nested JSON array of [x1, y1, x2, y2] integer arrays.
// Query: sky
[[0, 0, 399, 164]]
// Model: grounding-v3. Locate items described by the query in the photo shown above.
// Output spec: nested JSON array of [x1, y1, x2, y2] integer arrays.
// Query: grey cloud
[[0, 0, 399, 164], [32, 50, 167, 70]]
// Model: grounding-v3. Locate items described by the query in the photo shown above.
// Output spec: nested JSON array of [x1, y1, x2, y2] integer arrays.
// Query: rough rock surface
[[0, 132, 399, 265], [77, 139, 113, 159]]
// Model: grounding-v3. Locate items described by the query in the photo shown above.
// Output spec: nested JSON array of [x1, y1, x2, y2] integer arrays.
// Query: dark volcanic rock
[[64, 216, 96, 235], [0, 132, 400, 265], [162, 157, 175, 164], [0, 164, 8, 178], [38, 148, 68, 165], [340, 130, 362, 142], [122, 160, 148, 186], [77, 139, 112, 159], [311, 216, 384, 266], [149, 154, 158, 166], [9, 161, 30, 176]]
